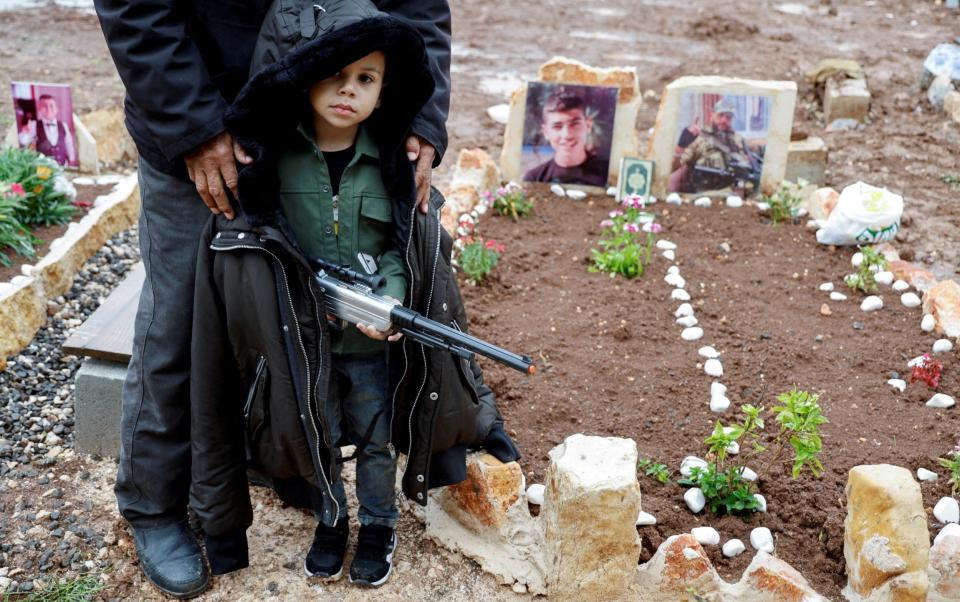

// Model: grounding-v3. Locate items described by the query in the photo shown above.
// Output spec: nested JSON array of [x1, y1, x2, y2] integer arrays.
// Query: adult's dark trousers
[[115, 158, 210, 527]]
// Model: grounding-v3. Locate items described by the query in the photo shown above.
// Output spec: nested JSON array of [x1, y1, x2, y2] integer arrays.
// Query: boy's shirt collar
[[295, 122, 380, 161]]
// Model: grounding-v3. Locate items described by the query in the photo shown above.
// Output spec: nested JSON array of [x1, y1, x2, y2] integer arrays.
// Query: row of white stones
[[819, 254, 955, 408]]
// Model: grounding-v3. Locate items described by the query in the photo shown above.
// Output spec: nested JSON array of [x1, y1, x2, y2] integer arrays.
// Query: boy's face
[[541, 107, 592, 167], [309, 50, 385, 130]]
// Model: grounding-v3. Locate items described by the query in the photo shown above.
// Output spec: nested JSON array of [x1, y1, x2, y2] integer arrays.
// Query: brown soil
[[0, 1, 957, 278], [463, 189, 959, 598], [0, 183, 115, 283]]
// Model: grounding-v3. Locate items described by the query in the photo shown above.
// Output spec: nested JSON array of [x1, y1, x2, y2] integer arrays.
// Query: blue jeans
[[326, 352, 398, 528]]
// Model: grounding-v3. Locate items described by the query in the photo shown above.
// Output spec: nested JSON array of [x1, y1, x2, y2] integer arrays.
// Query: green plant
[[458, 236, 503, 285], [0, 147, 75, 226], [844, 245, 889, 294], [638, 457, 672, 484], [940, 173, 960, 190], [0, 184, 36, 267], [939, 440, 960, 496], [764, 179, 805, 225], [483, 183, 533, 221], [590, 194, 660, 279], [679, 389, 828, 515]]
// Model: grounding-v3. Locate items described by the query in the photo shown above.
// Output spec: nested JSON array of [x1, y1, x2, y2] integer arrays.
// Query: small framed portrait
[[617, 157, 654, 202], [649, 77, 797, 198], [10, 82, 79, 168], [519, 82, 618, 189]]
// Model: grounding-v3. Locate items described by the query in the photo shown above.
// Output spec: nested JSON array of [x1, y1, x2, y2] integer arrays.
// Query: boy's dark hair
[[38, 94, 54, 103], [542, 90, 585, 121]]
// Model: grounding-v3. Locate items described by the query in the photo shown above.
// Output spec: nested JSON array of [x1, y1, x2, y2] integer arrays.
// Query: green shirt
[[277, 124, 407, 355]]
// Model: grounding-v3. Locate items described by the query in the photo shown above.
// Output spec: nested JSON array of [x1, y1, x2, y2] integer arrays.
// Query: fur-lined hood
[[225, 1, 435, 236]]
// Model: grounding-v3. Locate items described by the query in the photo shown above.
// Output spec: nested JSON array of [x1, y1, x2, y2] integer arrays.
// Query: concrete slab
[[75, 357, 127, 457]]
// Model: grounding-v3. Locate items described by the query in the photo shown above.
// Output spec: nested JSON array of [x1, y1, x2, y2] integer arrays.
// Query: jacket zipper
[[210, 241, 340, 519], [392, 198, 444, 495]]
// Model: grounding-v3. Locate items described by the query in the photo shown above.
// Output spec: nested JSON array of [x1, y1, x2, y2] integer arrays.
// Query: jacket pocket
[[243, 355, 270, 462], [360, 194, 393, 223]]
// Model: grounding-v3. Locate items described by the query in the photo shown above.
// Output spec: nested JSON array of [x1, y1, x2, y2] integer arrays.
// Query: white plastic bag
[[815, 181, 902, 246]]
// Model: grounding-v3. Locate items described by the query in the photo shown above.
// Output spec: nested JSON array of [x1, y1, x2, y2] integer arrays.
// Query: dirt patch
[[0, 183, 115, 283], [687, 16, 759, 39], [462, 189, 959, 598]]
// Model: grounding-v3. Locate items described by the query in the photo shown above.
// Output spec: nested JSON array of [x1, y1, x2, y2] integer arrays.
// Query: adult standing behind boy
[[92, 1, 451, 598]]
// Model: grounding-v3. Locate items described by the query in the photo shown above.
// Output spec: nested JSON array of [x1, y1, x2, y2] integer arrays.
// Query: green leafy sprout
[[844, 245, 889, 294], [637, 457, 672, 485], [764, 179, 805, 225], [679, 388, 828, 515], [939, 445, 960, 496]]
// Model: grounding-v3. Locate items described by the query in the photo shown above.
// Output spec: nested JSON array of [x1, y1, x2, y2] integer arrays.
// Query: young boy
[[189, 0, 520, 591], [277, 49, 405, 586]]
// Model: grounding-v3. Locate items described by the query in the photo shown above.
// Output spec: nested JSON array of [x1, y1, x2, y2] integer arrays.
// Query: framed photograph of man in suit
[[11, 82, 79, 168]]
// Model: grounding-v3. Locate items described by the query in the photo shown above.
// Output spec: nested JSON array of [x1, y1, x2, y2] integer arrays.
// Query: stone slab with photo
[[500, 57, 641, 192], [648, 76, 797, 198]]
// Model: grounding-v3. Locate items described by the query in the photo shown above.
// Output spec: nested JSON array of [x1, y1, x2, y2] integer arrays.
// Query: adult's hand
[[184, 131, 253, 220], [405, 135, 436, 214]]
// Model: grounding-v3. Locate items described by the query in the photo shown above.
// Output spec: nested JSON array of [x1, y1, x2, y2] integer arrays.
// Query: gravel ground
[[0, 226, 140, 595]]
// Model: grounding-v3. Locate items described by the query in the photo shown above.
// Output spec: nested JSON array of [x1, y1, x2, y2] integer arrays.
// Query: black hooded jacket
[[93, 0, 450, 174], [189, 1, 519, 575]]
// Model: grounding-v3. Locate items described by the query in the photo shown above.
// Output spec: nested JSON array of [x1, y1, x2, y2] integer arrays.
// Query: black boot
[[132, 519, 210, 599], [349, 525, 396, 587], [304, 518, 349, 580]]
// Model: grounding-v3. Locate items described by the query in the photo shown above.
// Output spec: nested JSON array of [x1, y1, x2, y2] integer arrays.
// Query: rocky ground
[[0, 227, 519, 600]]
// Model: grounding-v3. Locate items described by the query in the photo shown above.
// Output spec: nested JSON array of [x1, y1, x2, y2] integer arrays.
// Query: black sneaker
[[348, 525, 396, 587], [304, 519, 349, 580]]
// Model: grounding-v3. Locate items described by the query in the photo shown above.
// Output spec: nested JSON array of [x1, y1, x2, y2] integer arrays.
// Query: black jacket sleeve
[[189, 217, 252, 573], [93, 0, 229, 162], [374, 0, 451, 164]]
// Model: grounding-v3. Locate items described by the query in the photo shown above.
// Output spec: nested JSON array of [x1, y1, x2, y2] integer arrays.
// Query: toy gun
[[311, 258, 536, 375]]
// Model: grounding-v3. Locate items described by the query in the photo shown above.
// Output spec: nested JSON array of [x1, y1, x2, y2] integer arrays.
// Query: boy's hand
[[355, 296, 403, 342], [405, 135, 435, 214], [184, 131, 254, 221]]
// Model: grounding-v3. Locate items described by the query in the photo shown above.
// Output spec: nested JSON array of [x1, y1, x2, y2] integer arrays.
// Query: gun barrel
[[391, 306, 535, 375]]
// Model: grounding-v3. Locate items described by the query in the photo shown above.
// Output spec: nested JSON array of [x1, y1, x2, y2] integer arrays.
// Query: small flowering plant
[[452, 211, 504, 285], [483, 182, 533, 221], [0, 147, 76, 227], [590, 193, 660, 278], [0, 182, 35, 267], [910, 353, 944, 390]]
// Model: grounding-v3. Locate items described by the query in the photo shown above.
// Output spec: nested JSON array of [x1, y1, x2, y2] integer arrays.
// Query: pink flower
[[622, 194, 645, 209], [608, 210, 623, 218], [496, 187, 507, 196], [599, 219, 614, 228], [624, 223, 640, 233], [9, 183, 25, 195], [642, 222, 663, 233]]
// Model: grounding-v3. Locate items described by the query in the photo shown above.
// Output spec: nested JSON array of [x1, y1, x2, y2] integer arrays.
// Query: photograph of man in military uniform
[[668, 93, 770, 196], [11, 82, 79, 168], [521, 82, 617, 188]]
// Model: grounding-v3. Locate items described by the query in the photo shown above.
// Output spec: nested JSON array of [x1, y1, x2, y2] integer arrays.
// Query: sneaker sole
[[349, 533, 397, 588], [303, 558, 343, 582]]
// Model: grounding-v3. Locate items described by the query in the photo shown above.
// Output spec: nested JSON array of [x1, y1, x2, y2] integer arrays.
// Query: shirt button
[[324, 225, 333, 235], [322, 185, 330, 193], [429, 392, 438, 401], [416, 474, 424, 483]]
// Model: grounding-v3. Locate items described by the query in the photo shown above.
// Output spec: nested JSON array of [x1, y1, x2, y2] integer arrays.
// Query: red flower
[[9, 183, 25, 195], [910, 353, 944, 390], [72, 200, 93, 209]]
